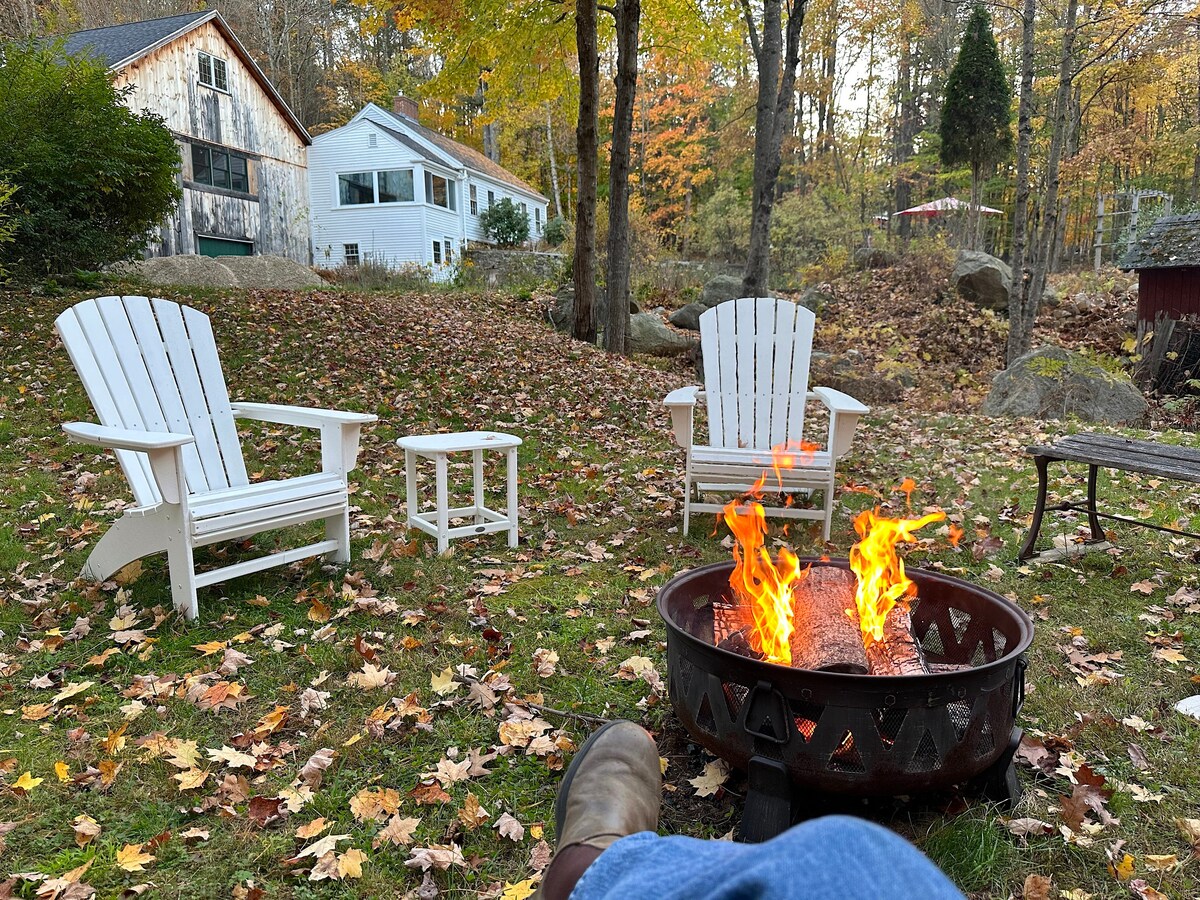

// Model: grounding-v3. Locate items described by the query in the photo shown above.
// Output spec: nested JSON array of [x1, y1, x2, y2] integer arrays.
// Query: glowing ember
[[849, 508, 945, 645]]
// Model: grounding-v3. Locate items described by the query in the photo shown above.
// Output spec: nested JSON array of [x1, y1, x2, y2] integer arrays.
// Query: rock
[[122, 254, 323, 289], [852, 247, 896, 270], [953, 251, 1011, 310], [549, 284, 640, 333], [668, 302, 706, 331], [628, 313, 695, 357], [798, 286, 834, 313], [216, 255, 324, 289], [981, 345, 1148, 424], [953, 250, 1056, 311], [700, 274, 747, 308]]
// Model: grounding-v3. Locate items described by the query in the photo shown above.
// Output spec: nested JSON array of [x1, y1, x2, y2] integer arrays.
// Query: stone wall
[[464, 249, 564, 289]]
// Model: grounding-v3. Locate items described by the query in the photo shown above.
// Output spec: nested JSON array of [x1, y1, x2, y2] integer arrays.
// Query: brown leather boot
[[535, 720, 662, 900]]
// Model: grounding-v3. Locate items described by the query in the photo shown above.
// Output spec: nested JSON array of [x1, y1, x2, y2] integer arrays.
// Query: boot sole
[[553, 719, 627, 838]]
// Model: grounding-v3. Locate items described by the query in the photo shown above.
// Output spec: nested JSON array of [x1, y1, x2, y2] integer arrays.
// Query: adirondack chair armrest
[[809, 387, 870, 460], [664, 386, 704, 448], [230, 403, 377, 475], [62, 422, 192, 504]]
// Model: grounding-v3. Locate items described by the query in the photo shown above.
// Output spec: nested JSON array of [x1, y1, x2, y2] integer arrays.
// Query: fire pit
[[658, 559, 1033, 841]]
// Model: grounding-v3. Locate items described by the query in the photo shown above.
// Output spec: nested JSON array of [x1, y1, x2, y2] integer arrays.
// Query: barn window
[[191, 144, 250, 193], [198, 52, 228, 91], [432, 240, 442, 265], [469, 185, 478, 216], [338, 172, 375, 205], [377, 169, 414, 203], [343, 244, 360, 267]]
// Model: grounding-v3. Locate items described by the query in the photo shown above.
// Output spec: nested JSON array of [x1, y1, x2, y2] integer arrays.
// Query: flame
[[720, 442, 817, 664], [849, 507, 945, 645]]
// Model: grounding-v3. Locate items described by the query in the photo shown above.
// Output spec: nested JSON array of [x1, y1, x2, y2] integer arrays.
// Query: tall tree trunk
[[742, 0, 806, 297], [546, 106, 563, 219], [1006, 0, 1037, 364], [573, 0, 600, 343], [969, 160, 982, 250], [603, 0, 641, 355], [894, 31, 915, 240], [1192, 23, 1200, 204]]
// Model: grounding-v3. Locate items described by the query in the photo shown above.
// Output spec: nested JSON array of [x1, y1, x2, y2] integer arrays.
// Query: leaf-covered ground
[[1, 281, 1198, 899]]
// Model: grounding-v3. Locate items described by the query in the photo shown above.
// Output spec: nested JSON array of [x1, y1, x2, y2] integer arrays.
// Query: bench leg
[[435, 453, 449, 555], [1019, 455, 1051, 561], [1085, 464, 1104, 541]]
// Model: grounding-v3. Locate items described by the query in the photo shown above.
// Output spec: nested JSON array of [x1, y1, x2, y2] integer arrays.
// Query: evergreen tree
[[940, 5, 1012, 250]]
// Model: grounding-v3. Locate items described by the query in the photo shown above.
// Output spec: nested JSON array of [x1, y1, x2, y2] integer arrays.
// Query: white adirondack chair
[[664, 297, 869, 539], [56, 295, 377, 620]]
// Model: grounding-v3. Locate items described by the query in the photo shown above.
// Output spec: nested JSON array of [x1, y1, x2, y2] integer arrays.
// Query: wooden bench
[[1019, 433, 1200, 560]]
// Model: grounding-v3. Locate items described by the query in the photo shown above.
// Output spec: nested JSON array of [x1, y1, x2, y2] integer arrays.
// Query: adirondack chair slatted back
[[699, 297, 814, 450], [56, 296, 250, 507]]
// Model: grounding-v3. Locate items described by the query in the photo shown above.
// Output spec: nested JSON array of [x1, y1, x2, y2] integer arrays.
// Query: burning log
[[788, 567, 869, 674], [716, 628, 763, 660], [864, 603, 929, 676]]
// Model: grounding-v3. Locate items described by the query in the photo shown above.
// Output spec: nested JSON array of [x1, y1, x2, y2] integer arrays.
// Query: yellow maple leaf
[[1107, 853, 1135, 882], [1153, 648, 1188, 665], [72, 814, 101, 847], [430, 667, 459, 696], [116, 843, 154, 872], [296, 817, 328, 839], [13, 771, 43, 792], [21, 703, 53, 721], [103, 723, 128, 755], [501, 879, 537, 900], [173, 768, 210, 791], [54, 761, 70, 782], [529, 824, 544, 839], [85, 647, 121, 668], [337, 847, 367, 879], [1144, 854, 1178, 871], [193, 640, 226, 656], [52, 680, 94, 705]]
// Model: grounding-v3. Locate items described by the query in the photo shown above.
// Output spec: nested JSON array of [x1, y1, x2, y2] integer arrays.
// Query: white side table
[[396, 431, 521, 554]]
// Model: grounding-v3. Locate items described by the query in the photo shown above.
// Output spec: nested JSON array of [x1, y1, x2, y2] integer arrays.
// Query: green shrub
[[0, 39, 182, 277], [480, 198, 530, 247], [543, 215, 568, 246], [0, 180, 16, 283]]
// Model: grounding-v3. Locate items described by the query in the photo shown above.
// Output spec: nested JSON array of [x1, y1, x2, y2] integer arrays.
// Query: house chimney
[[393, 94, 419, 121]]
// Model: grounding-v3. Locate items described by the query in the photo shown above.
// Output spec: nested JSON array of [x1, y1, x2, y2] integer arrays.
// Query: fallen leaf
[[689, 760, 730, 798], [501, 880, 537, 900], [374, 815, 420, 848], [495, 812, 524, 842], [430, 667, 459, 696], [72, 815, 101, 847], [457, 792, 490, 830], [296, 817, 329, 839], [13, 771, 43, 793], [532, 648, 559, 677], [115, 843, 154, 873], [405, 844, 465, 871], [1022, 873, 1052, 900]]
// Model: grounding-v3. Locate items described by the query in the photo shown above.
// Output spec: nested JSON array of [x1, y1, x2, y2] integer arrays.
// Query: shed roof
[[1120, 213, 1200, 271], [61, 10, 310, 145]]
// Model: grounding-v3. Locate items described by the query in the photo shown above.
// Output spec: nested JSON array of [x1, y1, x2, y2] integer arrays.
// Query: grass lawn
[[1, 281, 1198, 899]]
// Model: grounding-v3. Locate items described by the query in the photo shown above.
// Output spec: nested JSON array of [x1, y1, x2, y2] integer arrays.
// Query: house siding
[[308, 104, 550, 275], [112, 20, 309, 262]]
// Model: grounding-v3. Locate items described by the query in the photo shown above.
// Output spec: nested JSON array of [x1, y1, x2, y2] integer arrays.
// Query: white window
[[470, 185, 478, 216], [520, 201, 528, 217], [443, 238, 453, 265], [432, 240, 442, 265], [535, 208, 541, 232], [377, 169, 414, 203], [487, 189, 495, 208], [198, 52, 228, 91], [425, 172, 456, 210], [344, 243, 360, 267], [337, 169, 414, 206], [338, 172, 374, 206]]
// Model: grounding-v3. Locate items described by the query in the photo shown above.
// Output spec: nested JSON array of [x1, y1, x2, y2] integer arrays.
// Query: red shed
[[1120, 213, 1200, 324]]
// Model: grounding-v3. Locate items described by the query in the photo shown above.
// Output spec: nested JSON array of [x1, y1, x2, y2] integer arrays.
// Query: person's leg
[[569, 815, 965, 900]]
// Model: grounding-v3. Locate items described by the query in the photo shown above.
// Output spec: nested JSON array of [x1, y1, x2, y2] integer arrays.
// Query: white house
[[308, 98, 550, 272], [63, 10, 311, 262]]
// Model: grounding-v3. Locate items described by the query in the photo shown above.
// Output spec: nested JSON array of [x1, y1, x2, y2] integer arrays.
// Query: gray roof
[[364, 119, 457, 171], [1120, 213, 1200, 271], [61, 10, 211, 68]]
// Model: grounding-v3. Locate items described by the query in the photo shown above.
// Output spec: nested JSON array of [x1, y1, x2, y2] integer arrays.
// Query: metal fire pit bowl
[[658, 559, 1034, 841]]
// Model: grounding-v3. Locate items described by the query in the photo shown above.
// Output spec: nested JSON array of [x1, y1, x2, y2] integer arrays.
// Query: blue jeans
[[569, 815, 965, 900]]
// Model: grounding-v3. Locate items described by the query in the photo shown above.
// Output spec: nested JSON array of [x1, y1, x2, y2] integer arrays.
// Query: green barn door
[[196, 236, 253, 257]]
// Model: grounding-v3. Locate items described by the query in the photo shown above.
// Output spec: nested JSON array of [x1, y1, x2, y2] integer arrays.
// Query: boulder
[[628, 313, 694, 357], [798, 286, 834, 313], [953, 251, 1011, 310], [549, 284, 641, 333], [122, 254, 324, 290], [852, 246, 896, 270], [700, 274, 746, 308], [668, 302, 706, 331], [981, 345, 1148, 424]]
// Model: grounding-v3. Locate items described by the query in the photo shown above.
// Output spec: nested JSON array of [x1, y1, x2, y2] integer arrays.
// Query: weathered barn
[[63, 11, 311, 262], [1120, 212, 1200, 324]]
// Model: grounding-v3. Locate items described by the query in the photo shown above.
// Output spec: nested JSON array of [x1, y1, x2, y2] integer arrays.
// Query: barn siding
[[1137, 268, 1200, 322], [112, 21, 309, 262]]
